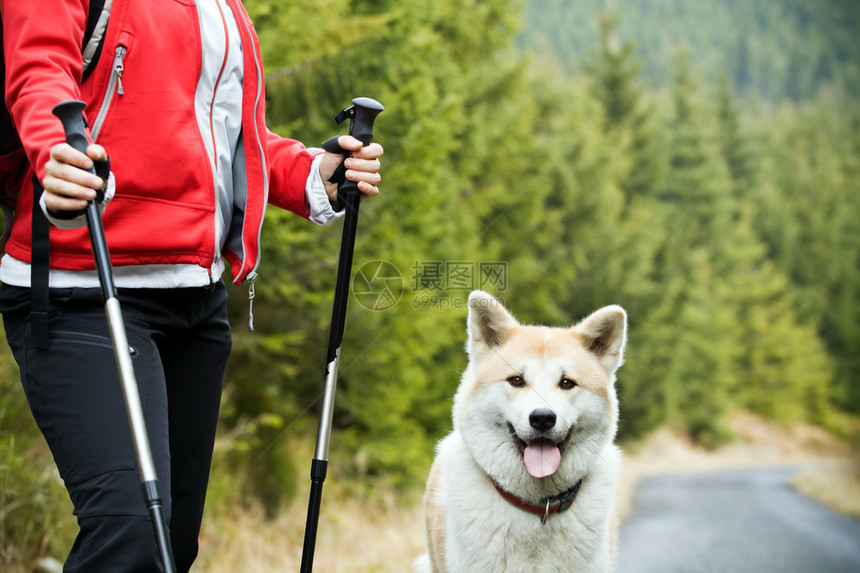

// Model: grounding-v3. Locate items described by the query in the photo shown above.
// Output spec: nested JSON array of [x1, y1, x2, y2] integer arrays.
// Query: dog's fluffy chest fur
[[414, 291, 627, 573], [433, 433, 620, 572]]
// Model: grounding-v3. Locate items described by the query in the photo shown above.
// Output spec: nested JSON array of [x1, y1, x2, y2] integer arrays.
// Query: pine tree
[[586, 6, 642, 130], [584, 5, 667, 199], [715, 73, 755, 196]]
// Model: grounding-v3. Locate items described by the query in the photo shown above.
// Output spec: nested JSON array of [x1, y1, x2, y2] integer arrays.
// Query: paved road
[[616, 466, 860, 573]]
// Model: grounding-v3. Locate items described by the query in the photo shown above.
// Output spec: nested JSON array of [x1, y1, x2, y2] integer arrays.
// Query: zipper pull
[[244, 272, 257, 332], [114, 46, 126, 95]]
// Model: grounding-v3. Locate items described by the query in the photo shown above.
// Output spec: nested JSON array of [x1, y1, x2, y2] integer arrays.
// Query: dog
[[413, 291, 627, 573]]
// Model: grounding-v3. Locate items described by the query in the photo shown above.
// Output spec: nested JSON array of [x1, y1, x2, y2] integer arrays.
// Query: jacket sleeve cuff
[[40, 172, 116, 230], [306, 151, 344, 226]]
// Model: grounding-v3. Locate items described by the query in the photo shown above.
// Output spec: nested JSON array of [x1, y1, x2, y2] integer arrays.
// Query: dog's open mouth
[[508, 423, 568, 479]]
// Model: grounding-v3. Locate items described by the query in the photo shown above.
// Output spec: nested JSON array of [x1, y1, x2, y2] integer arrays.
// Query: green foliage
[[0, 436, 76, 568], [747, 98, 860, 414]]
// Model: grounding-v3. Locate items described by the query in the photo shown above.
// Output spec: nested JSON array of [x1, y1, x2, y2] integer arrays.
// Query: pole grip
[[52, 100, 115, 301], [52, 100, 104, 202], [346, 96, 384, 146], [335, 97, 384, 202], [52, 100, 91, 157]]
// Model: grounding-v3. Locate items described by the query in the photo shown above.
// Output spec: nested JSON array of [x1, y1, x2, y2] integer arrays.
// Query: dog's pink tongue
[[523, 441, 561, 478]]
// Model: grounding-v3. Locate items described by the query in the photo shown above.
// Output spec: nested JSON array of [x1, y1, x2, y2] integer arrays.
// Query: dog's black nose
[[529, 408, 556, 431]]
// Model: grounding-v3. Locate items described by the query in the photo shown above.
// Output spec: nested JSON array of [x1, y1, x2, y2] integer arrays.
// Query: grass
[[795, 462, 860, 520], [195, 434, 427, 572], [195, 487, 426, 572], [0, 436, 75, 573]]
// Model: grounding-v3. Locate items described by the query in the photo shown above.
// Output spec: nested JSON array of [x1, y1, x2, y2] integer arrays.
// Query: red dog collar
[[492, 478, 583, 525]]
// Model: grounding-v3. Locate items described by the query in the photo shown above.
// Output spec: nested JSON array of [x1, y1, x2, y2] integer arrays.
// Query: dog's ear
[[575, 305, 627, 375], [467, 291, 519, 360]]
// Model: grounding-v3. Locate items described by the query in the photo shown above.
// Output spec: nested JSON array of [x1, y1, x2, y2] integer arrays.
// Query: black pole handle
[[52, 100, 90, 157], [340, 96, 384, 146], [325, 97, 384, 204], [52, 100, 106, 202], [52, 100, 115, 301]]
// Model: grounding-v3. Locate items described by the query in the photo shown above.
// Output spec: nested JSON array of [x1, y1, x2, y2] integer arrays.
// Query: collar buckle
[[554, 479, 583, 514]]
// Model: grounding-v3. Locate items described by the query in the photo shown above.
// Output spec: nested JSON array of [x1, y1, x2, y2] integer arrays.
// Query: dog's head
[[453, 291, 627, 494]]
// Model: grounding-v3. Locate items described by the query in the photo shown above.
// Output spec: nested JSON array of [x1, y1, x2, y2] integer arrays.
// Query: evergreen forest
[[1, 0, 858, 566]]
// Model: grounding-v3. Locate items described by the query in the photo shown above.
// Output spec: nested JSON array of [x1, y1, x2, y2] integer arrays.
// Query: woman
[[0, 0, 383, 570]]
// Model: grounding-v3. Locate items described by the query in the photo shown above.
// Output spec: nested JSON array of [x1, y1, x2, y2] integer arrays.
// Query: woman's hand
[[41, 142, 108, 214], [319, 135, 384, 202]]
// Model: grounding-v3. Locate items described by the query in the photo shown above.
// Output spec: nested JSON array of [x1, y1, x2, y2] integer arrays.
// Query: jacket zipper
[[91, 44, 127, 141], [239, 6, 264, 333], [244, 271, 257, 332]]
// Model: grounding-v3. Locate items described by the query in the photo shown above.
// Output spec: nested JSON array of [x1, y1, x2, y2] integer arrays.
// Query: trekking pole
[[300, 97, 384, 573], [52, 100, 177, 573]]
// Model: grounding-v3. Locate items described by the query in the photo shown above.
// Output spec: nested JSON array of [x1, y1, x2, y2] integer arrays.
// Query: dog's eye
[[559, 377, 577, 390], [507, 375, 526, 388]]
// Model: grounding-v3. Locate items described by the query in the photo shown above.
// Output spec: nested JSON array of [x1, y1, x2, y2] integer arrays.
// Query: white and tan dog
[[414, 291, 627, 573]]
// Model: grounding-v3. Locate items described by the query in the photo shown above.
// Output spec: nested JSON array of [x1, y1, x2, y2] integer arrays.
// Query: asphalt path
[[616, 466, 860, 573]]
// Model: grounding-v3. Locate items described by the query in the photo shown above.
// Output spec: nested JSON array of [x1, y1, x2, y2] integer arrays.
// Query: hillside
[[519, 0, 860, 100]]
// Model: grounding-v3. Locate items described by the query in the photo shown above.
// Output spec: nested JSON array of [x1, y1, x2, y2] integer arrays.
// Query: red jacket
[[2, 0, 315, 285]]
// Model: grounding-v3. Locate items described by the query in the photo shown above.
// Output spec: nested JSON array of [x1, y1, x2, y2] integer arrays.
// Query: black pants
[[0, 282, 232, 572]]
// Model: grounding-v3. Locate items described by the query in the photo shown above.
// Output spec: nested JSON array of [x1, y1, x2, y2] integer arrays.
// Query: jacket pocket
[[91, 42, 129, 142]]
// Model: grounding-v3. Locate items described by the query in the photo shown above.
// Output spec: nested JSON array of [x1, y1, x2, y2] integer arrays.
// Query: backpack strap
[[0, 202, 14, 251], [30, 176, 50, 350], [82, 0, 111, 82]]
